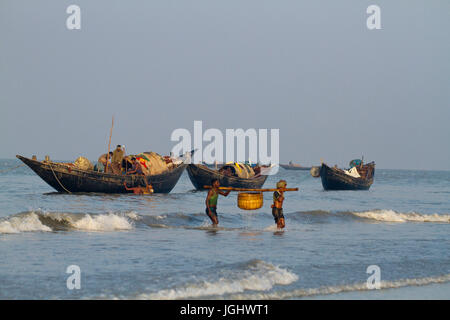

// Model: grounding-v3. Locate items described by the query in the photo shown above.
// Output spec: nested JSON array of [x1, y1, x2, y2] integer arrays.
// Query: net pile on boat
[[73, 156, 94, 171], [130, 152, 173, 175]]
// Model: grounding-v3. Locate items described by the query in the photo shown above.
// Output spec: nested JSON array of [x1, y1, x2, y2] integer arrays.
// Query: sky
[[1, 0, 449, 170]]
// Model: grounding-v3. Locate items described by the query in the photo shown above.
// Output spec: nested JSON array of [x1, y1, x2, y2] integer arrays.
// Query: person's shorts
[[272, 207, 284, 223], [206, 207, 218, 218], [96, 162, 105, 172]]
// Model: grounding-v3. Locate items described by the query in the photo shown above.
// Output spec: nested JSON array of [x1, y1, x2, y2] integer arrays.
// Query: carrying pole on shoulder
[[203, 186, 298, 192]]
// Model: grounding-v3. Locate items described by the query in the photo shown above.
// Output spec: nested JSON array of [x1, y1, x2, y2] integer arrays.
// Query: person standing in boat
[[97, 152, 113, 172], [272, 180, 287, 229], [205, 179, 230, 226], [111, 145, 124, 174]]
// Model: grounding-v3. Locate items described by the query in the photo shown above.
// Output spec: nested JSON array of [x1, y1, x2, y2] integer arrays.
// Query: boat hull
[[17, 155, 186, 194], [186, 164, 268, 190], [320, 163, 374, 191]]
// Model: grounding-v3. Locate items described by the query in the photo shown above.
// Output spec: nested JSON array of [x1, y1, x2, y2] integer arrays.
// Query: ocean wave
[[138, 214, 242, 231], [3, 208, 447, 235], [295, 209, 450, 223], [137, 260, 298, 300], [228, 273, 450, 299], [0, 212, 52, 234], [349, 210, 450, 223], [0, 210, 134, 234], [70, 213, 133, 231]]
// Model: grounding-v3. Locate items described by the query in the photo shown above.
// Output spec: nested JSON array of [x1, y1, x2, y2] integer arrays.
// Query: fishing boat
[[280, 161, 311, 171], [319, 161, 375, 191], [16, 155, 187, 194], [186, 163, 268, 190]]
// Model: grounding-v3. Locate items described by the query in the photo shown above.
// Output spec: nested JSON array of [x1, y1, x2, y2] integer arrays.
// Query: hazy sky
[[1, 0, 449, 169]]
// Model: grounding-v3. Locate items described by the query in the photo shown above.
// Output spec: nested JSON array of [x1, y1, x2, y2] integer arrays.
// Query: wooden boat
[[186, 164, 268, 190], [320, 162, 375, 190], [16, 155, 187, 194], [280, 163, 312, 171]]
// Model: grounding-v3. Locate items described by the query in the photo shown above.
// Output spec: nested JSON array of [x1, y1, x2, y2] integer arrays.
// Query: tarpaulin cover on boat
[[344, 166, 361, 178], [349, 159, 362, 168]]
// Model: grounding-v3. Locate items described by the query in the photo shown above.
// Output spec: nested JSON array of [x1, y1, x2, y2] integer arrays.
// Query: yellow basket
[[237, 192, 263, 210]]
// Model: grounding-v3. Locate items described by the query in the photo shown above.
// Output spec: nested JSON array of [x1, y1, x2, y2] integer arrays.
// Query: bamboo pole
[[105, 116, 114, 173], [203, 186, 298, 192]]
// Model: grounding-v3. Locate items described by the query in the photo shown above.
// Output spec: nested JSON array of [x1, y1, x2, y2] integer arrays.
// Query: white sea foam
[[350, 209, 450, 223], [229, 273, 450, 299], [263, 224, 283, 231], [138, 260, 298, 300], [0, 211, 134, 234], [71, 213, 133, 231], [0, 212, 52, 234], [125, 211, 142, 221]]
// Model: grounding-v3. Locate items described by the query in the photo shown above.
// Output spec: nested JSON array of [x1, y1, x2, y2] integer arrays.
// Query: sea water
[[0, 159, 449, 299]]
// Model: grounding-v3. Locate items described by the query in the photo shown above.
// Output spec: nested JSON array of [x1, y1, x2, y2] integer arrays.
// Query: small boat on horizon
[[280, 161, 311, 171]]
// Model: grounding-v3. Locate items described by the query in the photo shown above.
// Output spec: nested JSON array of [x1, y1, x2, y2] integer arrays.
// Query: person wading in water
[[272, 180, 287, 229], [205, 179, 230, 226], [123, 180, 153, 195]]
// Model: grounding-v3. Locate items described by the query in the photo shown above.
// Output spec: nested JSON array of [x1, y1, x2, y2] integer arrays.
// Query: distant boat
[[320, 161, 375, 191], [186, 163, 268, 190], [16, 155, 187, 193], [280, 161, 311, 171]]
